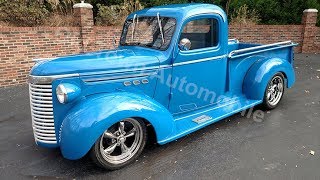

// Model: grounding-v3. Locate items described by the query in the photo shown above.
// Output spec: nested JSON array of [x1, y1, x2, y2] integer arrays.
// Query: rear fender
[[59, 92, 174, 160], [243, 58, 295, 100]]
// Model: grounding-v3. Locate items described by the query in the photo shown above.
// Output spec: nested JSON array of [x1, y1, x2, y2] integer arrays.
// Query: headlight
[[56, 84, 68, 104], [56, 83, 81, 104]]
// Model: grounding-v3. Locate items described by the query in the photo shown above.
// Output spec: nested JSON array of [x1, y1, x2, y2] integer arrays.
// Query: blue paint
[[59, 92, 174, 160], [243, 57, 295, 100], [31, 47, 161, 76], [29, 4, 297, 161]]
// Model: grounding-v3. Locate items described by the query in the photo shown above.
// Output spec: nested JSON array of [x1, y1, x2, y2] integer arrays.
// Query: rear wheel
[[261, 73, 285, 110], [90, 118, 147, 170]]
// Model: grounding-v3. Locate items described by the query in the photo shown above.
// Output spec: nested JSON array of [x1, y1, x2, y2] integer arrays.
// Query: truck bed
[[226, 39, 297, 96], [227, 39, 296, 59], [228, 39, 259, 53]]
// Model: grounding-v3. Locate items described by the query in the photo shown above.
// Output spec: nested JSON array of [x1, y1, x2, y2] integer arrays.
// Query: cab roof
[[127, 3, 227, 22]]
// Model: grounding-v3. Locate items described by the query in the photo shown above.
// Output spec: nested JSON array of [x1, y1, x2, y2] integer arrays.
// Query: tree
[[1, 0, 319, 26]]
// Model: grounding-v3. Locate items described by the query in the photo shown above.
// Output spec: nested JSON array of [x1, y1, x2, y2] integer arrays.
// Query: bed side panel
[[228, 47, 293, 94]]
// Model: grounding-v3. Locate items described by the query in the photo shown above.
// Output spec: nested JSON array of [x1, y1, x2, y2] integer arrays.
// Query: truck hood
[[30, 48, 160, 76]]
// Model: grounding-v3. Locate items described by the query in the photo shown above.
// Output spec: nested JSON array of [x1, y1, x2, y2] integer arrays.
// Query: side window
[[180, 18, 218, 50]]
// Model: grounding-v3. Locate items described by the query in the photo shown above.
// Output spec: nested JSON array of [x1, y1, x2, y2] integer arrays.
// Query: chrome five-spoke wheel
[[262, 73, 285, 109], [90, 118, 147, 170]]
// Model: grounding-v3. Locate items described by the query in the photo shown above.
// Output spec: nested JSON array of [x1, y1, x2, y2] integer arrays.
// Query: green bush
[[96, 4, 126, 26], [96, 0, 143, 26], [227, 0, 320, 26], [0, 0, 318, 27], [0, 0, 49, 26], [44, 0, 76, 15], [230, 4, 260, 25]]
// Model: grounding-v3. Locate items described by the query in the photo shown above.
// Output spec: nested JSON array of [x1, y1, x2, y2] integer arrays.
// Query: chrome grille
[[29, 83, 57, 144]]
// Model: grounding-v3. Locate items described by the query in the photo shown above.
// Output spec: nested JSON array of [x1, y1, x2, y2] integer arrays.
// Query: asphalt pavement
[[0, 53, 319, 180]]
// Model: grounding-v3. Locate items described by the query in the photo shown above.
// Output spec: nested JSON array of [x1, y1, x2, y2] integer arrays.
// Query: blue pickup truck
[[28, 4, 296, 170]]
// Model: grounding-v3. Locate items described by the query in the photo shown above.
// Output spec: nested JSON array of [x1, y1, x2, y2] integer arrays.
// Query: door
[[169, 16, 227, 114]]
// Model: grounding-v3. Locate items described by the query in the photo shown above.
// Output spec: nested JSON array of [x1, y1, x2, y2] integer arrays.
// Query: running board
[[158, 97, 262, 144]]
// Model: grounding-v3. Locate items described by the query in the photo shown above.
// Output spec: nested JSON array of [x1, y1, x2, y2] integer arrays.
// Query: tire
[[261, 73, 285, 110], [90, 118, 147, 170]]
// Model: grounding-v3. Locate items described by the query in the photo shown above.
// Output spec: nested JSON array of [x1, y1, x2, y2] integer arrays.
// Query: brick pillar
[[301, 9, 318, 53], [73, 1, 95, 52]]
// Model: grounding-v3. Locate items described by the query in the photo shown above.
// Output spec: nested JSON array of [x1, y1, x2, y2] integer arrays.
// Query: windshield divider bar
[[157, 12, 165, 44], [132, 14, 137, 42]]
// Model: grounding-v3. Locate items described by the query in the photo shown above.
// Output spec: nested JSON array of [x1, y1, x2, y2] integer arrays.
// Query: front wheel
[[90, 118, 147, 170], [261, 73, 285, 110]]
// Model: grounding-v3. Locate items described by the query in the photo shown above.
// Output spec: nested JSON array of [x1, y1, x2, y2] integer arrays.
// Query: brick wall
[[0, 2, 319, 87], [307, 27, 320, 53], [301, 9, 320, 53], [0, 27, 82, 87], [94, 26, 122, 50], [316, 28, 320, 50], [229, 25, 305, 52]]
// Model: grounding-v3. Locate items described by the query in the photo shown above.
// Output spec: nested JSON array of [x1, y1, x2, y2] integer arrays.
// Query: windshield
[[120, 16, 176, 50]]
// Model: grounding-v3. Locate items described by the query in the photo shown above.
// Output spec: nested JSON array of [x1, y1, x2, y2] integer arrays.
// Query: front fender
[[59, 92, 174, 160], [243, 57, 295, 100]]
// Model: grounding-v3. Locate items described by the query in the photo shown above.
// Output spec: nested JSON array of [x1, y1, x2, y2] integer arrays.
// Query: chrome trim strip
[[31, 96, 52, 100], [32, 113, 54, 119], [30, 92, 53, 96], [33, 117, 54, 123], [33, 121, 55, 126], [29, 73, 79, 84], [34, 128, 56, 133], [80, 67, 159, 76], [32, 110, 54, 115], [30, 66, 171, 81], [30, 87, 52, 92], [159, 65, 172, 69], [34, 131, 56, 137], [34, 134, 57, 141], [33, 124, 55, 130], [228, 38, 239, 43], [83, 72, 156, 83], [34, 139, 57, 144], [228, 41, 293, 58], [31, 106, 53, 112], [31, 99, 53, 104], [30, 84, 52, 88], [80, 65, 172, 77], [173, 54, 227, 67], [36, 138, 57, 144], [229, 44, 298, 59], [31, 102, 53, 107]]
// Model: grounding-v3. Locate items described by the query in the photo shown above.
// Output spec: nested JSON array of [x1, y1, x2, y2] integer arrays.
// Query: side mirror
[[178, 38, 191, 51]]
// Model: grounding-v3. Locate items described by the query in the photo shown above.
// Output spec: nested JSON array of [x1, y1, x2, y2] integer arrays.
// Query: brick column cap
[[303, 9, 318, 13], [73, 1, 93, 9]]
